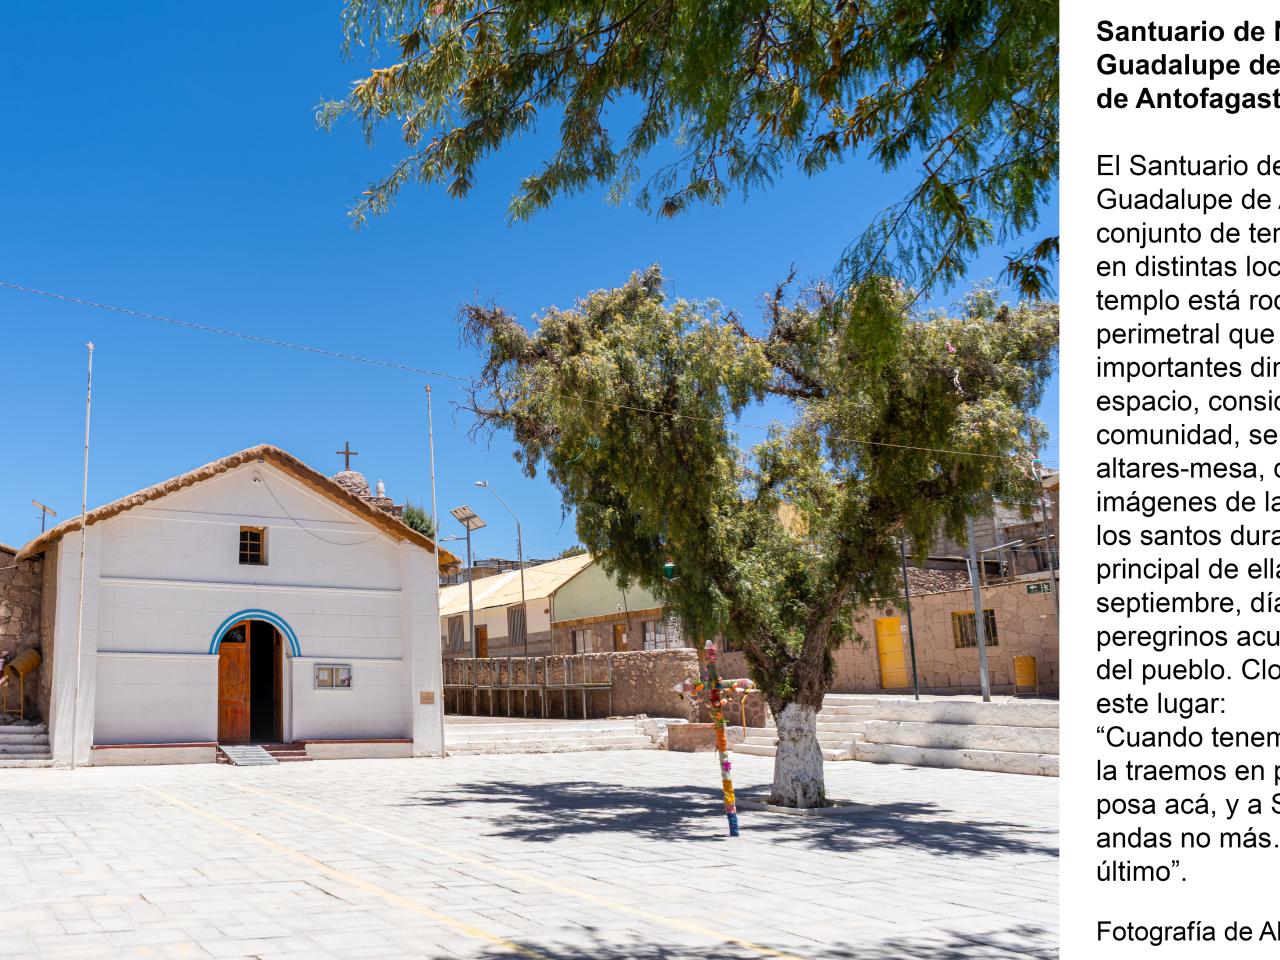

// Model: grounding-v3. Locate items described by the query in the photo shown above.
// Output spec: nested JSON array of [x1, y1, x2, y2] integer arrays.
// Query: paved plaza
[[0, 751, 1057, 959]]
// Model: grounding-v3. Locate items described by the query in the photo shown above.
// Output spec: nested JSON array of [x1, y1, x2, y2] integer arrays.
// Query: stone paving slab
[[0, 750, 1057, 959]]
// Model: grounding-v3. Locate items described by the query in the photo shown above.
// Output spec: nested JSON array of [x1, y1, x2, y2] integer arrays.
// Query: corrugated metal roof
[[438, 552, 595, 617]]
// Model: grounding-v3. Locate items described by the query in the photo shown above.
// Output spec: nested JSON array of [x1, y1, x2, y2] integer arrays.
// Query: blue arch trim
[[209, 609, 301, 657]]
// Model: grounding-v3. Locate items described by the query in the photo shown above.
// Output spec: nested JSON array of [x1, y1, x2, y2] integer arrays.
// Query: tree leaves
[[460, 267, 1058, 709], [325, 0, 1058, 294]]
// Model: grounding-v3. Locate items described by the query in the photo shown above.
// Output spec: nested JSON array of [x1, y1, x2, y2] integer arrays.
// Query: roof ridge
[[15, 444, 458, 569]]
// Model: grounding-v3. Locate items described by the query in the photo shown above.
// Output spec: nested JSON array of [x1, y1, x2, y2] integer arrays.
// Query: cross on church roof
[[336, 441, 359, 471]]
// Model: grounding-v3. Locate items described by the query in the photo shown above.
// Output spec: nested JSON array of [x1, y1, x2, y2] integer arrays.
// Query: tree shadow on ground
[[398, 779, 1057, 858], [425, 923, 1057, 960]]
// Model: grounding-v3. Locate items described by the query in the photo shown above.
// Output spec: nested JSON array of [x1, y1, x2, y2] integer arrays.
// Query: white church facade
[[12, 445, 455, 766]]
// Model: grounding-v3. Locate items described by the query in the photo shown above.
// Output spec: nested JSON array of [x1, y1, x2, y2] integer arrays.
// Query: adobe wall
[[0, 546, 44, 719], [833, 577, 1059, 696]]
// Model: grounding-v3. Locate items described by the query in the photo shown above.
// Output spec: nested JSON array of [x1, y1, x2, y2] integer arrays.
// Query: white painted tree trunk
[[770, 702, 826, 808]]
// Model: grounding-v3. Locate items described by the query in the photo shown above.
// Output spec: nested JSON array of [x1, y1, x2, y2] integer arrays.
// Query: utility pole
[[70, 342, 94, 769], [425, 386, 438, 535], [475, 481, 527, 655], [898, 537, 920, 701], [450, 506, 486, 658], [1026, 413, 1058, 615], [966, 515, 992, 702]]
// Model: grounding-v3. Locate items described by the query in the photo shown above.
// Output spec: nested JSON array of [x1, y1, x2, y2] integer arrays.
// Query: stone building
[[835, 571, 1059, 696], [0, 543, 46, 719]]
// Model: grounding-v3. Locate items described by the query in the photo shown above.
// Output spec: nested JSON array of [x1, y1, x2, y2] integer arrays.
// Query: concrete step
[[446, 724, 643, 743], [0, 722, 47, 734], [0, 731, 50, 746], [447, 734, 653, 755], [873, 699, 1058, 728], [731, 741, 855, 762], [854, 741, 1058, 776], [819, 705, 878, 717], [0, 756, 53, 767], [817, 733, 863, 746], [862, 720, 1058, 754], [817, 721, 867, 734], [0, 742, 51, 756]]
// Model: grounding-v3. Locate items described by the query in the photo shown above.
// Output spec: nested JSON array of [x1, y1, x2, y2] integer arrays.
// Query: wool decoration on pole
[[674, 647, 756, 837]]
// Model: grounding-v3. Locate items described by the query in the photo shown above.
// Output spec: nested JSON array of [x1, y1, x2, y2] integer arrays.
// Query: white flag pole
[[70, 342, 94, 769]]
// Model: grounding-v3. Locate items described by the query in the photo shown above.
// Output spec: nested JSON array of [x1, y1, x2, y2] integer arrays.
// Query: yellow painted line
[[228, 782, 807, 960], [142, 786, 548, 960]]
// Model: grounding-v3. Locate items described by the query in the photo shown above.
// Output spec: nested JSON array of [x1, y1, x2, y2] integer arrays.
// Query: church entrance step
[[260, 743, 311, 762], [218, 745, 278, 766]]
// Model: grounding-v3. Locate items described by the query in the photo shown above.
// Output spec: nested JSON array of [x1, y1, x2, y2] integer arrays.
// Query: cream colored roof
[[439, 552, 594, 617]]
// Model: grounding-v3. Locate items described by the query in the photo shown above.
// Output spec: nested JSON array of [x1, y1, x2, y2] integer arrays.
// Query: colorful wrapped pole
[[705, 643, 740, 836], [671, 651, 756, 837]]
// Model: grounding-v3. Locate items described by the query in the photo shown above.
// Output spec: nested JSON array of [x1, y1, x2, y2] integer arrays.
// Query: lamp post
[[475, 481, 528, 656], [897, 537, 920, 701], [966, 515, 992, 702], [449, 506, 486, 658]]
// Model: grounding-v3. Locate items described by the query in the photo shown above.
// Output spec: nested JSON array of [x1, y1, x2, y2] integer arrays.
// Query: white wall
[[44, 460, 443, 761], [94, 652, 217, 744], [289, 657, 408, 740]]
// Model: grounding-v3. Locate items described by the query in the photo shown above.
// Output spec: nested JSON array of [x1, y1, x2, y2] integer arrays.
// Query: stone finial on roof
[[330, 470, 372, 500]]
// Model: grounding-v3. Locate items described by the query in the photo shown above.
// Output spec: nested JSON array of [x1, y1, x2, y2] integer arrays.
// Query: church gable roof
[[15, 444, 459, 568]]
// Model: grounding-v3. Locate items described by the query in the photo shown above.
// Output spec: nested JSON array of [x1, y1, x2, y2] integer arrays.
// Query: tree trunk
[[770, 701, 826, 808]]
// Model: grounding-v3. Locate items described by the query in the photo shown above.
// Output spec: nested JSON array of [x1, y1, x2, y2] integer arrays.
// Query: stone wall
[[0, 546, 43, 719], [38, 541, 58, 723], [833, 577, 1059, 696], [442, 647, 775, 724]]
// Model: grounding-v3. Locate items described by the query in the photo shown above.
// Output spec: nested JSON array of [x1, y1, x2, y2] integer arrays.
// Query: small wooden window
[[952, 610, 998, 649], [239, 526, 267, 565]]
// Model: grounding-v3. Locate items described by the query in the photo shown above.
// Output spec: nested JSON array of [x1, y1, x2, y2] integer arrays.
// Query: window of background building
[[507, 605, 527, 647], [447, 616, 465, 653], [952, 610, 999, 649]]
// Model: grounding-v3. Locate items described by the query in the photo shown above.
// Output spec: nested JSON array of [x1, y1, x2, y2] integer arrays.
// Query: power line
[[1, 279, 1052, 464]]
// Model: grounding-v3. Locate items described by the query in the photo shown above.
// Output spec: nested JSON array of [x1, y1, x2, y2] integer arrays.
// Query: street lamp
[[474, 480, 528, 656], [450, 506, 486, 658]]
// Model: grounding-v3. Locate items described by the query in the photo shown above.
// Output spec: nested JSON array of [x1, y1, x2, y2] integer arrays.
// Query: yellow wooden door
[[875, 617, 908, 689]]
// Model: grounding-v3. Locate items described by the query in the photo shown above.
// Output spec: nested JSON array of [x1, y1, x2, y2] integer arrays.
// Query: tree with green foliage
[[401, 502, 437, 538], [461, 267, 1057, 807], [322, 0, 1057, 297]]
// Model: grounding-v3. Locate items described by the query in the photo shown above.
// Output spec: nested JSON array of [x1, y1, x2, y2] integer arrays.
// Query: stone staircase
[[728, 695, 1060, 776], [0, 719, 51, 766], [854, 699, 1059, 776], [732, 694, 876, 761], [445, 718, 655, 755]]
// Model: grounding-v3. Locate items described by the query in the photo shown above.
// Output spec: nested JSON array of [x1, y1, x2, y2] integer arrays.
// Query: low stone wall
[[443, 647, 775, 724], [834, 577, 1059, 696], [0, 546, 43, 719]]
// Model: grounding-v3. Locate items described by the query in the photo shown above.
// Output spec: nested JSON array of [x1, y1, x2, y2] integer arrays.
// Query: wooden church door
[[217, 622, 250, 743]]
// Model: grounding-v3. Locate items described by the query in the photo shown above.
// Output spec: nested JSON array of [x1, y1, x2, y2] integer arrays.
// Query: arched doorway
[[216, 619, 283, 744]]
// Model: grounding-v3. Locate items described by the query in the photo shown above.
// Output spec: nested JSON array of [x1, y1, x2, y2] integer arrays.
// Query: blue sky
[[0, 4, 1057, 557]]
